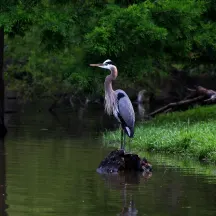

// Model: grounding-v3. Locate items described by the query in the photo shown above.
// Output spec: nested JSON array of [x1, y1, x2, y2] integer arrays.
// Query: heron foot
[[119, 148, 125, 154]]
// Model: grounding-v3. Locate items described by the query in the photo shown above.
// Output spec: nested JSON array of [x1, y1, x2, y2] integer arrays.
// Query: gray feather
[[115, 90, 135, 130]]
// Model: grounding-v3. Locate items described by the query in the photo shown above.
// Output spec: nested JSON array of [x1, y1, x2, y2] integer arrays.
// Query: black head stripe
[[106, 60, 114, 65]]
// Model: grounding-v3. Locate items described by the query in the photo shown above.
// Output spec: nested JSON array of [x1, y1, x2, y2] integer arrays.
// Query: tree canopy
[[1, 0, 216, 99]]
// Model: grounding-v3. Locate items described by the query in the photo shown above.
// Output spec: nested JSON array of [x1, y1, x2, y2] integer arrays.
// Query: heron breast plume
[[104, 92, 117, 115]]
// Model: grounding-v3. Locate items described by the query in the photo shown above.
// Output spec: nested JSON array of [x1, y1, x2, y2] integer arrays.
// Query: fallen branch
[[149, 86, 216, 117], [203, 94, 216, 104], [150, 96, 204, 117]]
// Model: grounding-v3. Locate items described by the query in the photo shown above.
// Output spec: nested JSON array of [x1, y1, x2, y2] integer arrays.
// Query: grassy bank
[[104, 105, 216, 163]]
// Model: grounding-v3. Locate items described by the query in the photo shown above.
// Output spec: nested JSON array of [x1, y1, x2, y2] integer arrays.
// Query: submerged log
[[97, 149, 152, 174], [149, 86, 216, 117]]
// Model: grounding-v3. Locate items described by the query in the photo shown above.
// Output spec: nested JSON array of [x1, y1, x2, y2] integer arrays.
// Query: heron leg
[[120, 128, 123, 149], [128, 138, 132, 152], [123, 131, 126, 150]]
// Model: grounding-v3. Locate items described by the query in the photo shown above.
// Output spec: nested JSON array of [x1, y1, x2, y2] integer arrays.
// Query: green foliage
[[0, 0, 77, 49], [151, 0, 206, 59], [2, 0, 216, 98], [37, 4, 75, 51], [85, 3, 168, 76], [86, 3, 168, 55], [4, 28, 103, 98], [104, 105, 216, 163], [85, 0, 212, 75], [0, 2, 34, 36]]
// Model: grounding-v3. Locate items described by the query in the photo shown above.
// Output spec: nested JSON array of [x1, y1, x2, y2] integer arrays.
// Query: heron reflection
[[99, 171, 152, 215]]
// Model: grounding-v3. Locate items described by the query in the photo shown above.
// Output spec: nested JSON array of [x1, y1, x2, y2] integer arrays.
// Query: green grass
[[104, 105, 216, 163]]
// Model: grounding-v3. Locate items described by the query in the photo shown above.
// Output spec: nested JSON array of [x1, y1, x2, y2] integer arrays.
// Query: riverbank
[[104, 105, 216, 163]]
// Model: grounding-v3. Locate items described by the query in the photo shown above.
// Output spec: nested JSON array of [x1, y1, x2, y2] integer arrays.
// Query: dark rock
[[97, 149, 152, 174]]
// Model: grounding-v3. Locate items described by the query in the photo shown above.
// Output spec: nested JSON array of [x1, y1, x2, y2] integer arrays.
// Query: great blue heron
[[90, 59, 135, 150]]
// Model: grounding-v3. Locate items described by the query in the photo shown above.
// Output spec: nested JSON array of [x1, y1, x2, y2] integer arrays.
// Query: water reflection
[[4, 103, 216, 216], [99, 171, 152, 215], [0, 138, 7, 216]]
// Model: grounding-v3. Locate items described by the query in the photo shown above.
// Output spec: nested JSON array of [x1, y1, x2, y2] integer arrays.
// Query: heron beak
[[89, 63, 103, 67], [90, 63, 108, 69]]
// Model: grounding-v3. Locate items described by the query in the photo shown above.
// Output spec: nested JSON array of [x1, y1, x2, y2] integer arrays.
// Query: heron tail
[[124, 126, 134, 138]]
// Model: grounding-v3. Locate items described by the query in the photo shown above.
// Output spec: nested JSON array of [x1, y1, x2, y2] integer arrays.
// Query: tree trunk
[[0, 27, 6, 138]]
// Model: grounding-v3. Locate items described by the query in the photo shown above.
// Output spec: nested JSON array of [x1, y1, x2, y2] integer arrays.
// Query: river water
[[1, 102, 216, 216]]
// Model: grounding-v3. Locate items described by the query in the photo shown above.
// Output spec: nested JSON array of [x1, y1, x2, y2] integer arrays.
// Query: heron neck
[[104, 66, 118, 115], [104, 66, 118, 93]]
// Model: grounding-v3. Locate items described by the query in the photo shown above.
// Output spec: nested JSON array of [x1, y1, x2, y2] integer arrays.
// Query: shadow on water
[[0, 138, 7, 216], [98, 171, 152, 215]]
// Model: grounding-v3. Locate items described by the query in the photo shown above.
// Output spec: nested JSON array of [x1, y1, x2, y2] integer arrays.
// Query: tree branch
[[149, 85, 216, 117]]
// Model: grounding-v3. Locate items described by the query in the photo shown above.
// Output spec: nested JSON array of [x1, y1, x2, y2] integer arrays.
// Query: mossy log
[[97, 149, 152, 174]]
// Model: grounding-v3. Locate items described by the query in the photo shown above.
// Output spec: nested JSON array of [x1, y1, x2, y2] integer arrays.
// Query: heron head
[[90, 59, 115, 70]]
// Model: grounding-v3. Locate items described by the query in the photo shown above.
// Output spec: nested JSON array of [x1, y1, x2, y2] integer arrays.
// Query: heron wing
[[115, 90, 135, 136]]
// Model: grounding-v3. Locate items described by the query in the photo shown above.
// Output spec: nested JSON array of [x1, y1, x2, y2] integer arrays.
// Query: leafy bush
[[3, 0, 216, 99]]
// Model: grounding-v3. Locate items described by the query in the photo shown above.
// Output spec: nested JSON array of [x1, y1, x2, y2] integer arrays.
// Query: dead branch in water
[[149, 86, 216, 117]]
